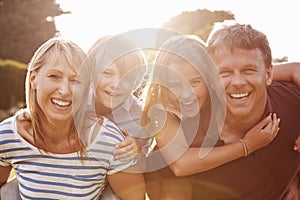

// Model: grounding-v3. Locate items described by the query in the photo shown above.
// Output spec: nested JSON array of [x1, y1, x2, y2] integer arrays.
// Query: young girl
[[0, 37, 145, 200]]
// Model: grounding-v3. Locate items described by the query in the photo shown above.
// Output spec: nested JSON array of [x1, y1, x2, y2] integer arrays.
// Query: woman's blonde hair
[[25, 37, 87, 155]]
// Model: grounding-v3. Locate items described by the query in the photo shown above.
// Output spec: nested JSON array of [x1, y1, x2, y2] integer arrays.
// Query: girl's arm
[[157, 114, 279, 177], [293, 135, 300, 152], [107, 171, 146, 200], [273, 62, 300, 87]]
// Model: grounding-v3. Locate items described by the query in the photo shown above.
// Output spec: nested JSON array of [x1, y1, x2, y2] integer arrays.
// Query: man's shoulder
[[268, 81, 300, 97]]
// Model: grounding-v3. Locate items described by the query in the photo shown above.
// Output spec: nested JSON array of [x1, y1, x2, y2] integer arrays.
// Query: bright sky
[[55, 0, 300, 61]]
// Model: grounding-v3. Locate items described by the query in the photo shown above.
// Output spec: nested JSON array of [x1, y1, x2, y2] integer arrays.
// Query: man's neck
[[221, 110, 265, 144]]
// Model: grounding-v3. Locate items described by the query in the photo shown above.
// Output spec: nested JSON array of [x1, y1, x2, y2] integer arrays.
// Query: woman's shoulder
[[102, 117, 125, 140], [0, 115, 16, 131], [89, 117, 125, 145]]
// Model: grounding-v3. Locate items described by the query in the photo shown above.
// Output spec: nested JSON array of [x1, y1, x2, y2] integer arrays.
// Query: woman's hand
[[113, 128, 142, 162], [242, 113, 280, 154]]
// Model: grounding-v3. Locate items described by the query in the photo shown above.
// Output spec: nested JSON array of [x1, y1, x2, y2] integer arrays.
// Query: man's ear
[[30, 71, 37, 89], [266, 64, 273, 86]]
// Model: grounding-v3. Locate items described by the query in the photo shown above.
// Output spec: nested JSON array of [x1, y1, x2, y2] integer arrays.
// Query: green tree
[[0, 0, 67, 64], [0, 59, 27, 110], [157, 9, 235, 45]]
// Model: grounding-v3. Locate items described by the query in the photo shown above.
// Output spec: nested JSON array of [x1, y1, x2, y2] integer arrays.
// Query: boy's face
[[210, 48, 272, 121], [94, 62, 136, 115]]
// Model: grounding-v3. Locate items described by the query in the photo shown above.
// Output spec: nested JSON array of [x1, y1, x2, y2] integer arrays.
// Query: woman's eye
[[190, 78, 203, 86], [48, 74, 59, 79]]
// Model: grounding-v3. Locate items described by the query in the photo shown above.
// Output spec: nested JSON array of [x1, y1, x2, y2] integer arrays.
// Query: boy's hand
[[113, 128, 141, 162]]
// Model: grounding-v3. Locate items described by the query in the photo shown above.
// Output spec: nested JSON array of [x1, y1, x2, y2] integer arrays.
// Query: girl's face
[[166, 61, 210, 118], [94, 62, 135, 115], [30, 55, 82, 125]]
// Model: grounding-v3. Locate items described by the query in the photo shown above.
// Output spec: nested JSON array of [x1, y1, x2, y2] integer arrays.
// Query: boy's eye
[[191, 80, 202, 87], [102, 70, 113, 77]]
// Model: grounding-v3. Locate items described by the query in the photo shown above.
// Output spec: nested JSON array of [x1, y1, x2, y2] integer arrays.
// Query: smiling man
[[188, 22, 300, 200]]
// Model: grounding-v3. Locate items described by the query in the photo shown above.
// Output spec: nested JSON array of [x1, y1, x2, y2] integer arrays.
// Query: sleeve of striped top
[[0, 116, 16, 167], [88, 117, 137, 175]]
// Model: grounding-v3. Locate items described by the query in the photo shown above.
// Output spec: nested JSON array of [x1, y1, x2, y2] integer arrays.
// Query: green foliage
[[157, 9, 235, 44], [0, 0, 67, 63], [273, 56, 288, 63], [0, 59, 27, 111]]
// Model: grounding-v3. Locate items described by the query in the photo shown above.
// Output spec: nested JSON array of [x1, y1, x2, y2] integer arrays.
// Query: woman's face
[[165, 61, 210, 118], [30, 55, 82, 125]]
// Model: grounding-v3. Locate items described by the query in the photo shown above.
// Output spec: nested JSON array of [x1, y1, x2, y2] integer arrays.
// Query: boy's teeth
[[230, 93, 249, 99], [52, 99, 71, 106]]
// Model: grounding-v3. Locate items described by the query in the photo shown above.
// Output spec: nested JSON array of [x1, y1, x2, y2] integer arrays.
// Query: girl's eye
[[168, 83, 181, 91], [191, 79, 203, 87]]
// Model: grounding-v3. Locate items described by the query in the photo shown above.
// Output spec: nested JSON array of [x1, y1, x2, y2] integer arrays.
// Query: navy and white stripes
[[0, 116, 136, 199]]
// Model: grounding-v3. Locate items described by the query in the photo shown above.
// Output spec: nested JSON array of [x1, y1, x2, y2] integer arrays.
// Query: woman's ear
[[30, 71, 37, 89]]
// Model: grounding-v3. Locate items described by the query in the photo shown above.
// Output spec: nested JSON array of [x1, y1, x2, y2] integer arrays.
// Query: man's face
[[210, 48, 272, 120]]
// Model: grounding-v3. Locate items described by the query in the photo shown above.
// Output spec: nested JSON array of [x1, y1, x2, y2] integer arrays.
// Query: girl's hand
[[242, 113, 280, 154], [293, 134, 300, 152], [113, 128, 141, 162]]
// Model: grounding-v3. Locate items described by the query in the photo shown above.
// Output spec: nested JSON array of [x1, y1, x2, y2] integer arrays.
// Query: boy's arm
[[273, 62, 300, 87]]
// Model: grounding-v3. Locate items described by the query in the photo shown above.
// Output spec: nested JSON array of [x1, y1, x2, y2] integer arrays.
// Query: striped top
[[0, 116, 136, 200]]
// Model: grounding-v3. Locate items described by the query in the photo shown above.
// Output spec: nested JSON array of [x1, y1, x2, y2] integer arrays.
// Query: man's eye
[[219, 71, 231, 77], [243, 68, 257, 75]]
